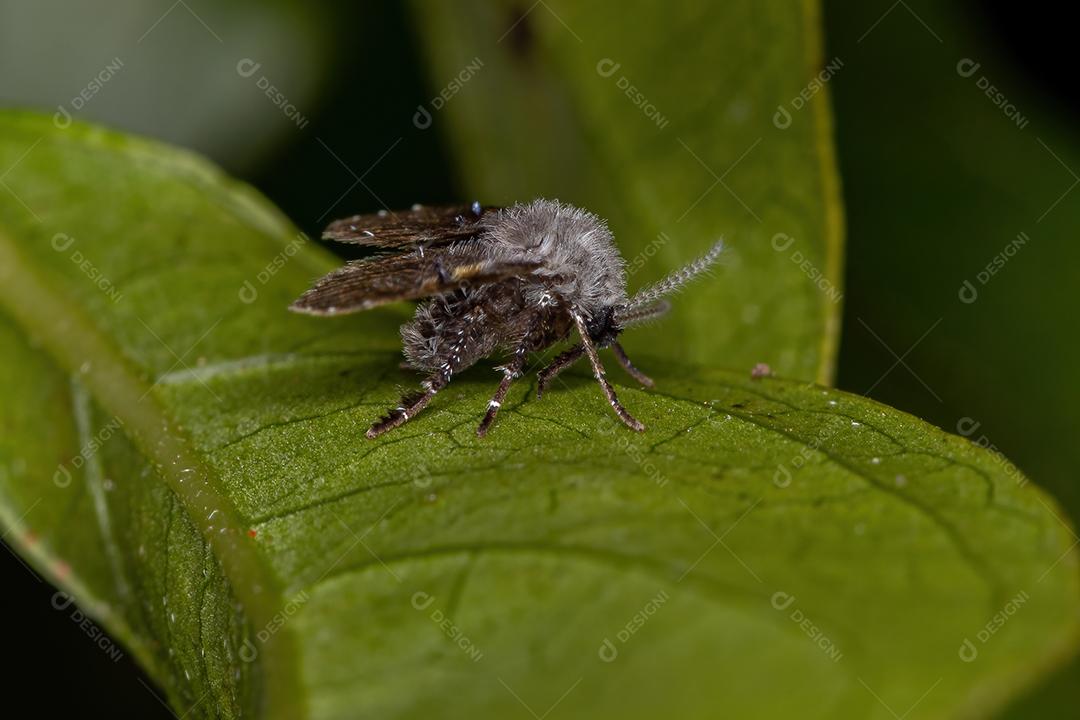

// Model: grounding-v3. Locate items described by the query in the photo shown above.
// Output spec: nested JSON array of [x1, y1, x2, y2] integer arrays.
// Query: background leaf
[[824, 0, 1080, 712], [408, 0, 845, 384], [0, 113, 1077, 719], [0, 0, 334, 173]]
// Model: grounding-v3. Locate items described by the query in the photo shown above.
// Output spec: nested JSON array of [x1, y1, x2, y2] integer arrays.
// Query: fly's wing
[[323, 202, 499, 251], [289, 246, 541, 316]]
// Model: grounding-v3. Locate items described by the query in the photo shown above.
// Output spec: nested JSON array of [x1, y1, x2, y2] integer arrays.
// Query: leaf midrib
[[0, 225, 304, 719]]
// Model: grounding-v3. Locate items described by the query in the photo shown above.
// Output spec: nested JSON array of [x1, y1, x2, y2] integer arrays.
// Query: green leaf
[[824, 1, 1080, 711], [0, 112, 1077, 719], [408, 0, 845, 384]]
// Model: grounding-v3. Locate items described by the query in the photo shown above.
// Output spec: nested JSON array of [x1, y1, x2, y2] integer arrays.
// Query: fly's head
[[582, 305, 621, 349]]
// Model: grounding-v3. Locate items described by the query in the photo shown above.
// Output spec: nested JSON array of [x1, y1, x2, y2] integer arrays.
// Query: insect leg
[[536, 344, 585, 398], [476, 359, 524, 438], [572, 314, 645, 432], [366, 373, 448, 439], [611, 342, 655, 388]]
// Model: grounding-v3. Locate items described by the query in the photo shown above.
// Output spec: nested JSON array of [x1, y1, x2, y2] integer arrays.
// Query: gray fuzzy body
[[297, 196, 726, 438], [481, 199, 627, 315], [401, 199, 625, 374]]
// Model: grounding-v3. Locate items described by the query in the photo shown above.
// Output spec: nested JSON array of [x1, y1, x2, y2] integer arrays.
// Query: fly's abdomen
[[401, 290, 500, 374]]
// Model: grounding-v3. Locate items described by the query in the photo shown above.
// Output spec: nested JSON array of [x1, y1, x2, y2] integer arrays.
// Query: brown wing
[[322, 202, 498, 251], [289, 246, 541, 316]]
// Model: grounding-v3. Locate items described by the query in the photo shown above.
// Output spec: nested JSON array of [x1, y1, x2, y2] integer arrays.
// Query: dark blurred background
[[1, 0, 1076, 716]]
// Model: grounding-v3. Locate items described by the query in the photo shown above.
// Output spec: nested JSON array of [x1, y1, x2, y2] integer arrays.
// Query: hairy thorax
[[483, 199, 628, 318]]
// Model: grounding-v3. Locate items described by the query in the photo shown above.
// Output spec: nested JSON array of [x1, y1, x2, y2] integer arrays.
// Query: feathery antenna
[[617, 238, 724, 325], [614, 299, 671, 328]]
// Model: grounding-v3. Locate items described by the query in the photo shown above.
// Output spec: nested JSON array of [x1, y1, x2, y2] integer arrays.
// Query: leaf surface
[[0, 114, 1076, 720]]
